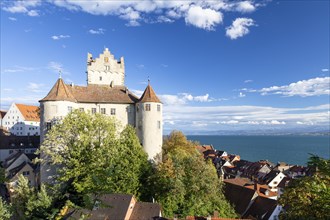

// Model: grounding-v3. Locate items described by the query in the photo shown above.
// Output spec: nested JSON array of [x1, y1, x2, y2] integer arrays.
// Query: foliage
[[11, 175, 56, 219], [0, 197, 12, 220], [279, 156, 330, 220], [39, 110, 150, 203], [150, 131, 237, 218], [0, 167, 6, 184]]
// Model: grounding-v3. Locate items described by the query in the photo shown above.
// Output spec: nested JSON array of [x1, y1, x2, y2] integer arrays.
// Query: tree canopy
[[150, 131, 237, 218], [39, 110, 151, 203], [279, 156, 330, 220]]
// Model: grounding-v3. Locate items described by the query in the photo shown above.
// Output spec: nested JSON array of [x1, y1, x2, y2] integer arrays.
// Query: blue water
[[187, 135, 330, 166]]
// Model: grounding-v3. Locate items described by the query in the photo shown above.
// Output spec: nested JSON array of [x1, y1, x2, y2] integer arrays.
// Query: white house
[[39, 48, 163, 183], [1, 103, 40, 136]]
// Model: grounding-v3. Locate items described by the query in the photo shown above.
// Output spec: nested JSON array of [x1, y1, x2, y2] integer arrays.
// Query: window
[[46, 122, 52, 131], [20, 127, 22, 130], [100, 76, 102, 81], [110, 108, 116, 115], [145, 104, 151, 111], [68, 106, 73, 113], [157, 121, 161, 129], [101, 108, 106, 114], [23, 171, 30, 176], [92, 108, 97, 114], [157, 104, 161, 112], [9, 150, 13, 154], [79, 108, 84, 112]]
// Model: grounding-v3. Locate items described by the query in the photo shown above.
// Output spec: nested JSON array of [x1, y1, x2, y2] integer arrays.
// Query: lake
[[187, 135, 330, 166]]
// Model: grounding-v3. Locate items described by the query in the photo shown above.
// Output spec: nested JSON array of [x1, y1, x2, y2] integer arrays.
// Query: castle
[[39, 48, 163, 182]]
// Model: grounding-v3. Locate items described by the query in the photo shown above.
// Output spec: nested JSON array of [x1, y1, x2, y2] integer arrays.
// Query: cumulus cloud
[[235, 1, 256, 13], [259, 77, 330, 97], [226, 17, 255, 39], [2, 0, 261, 34], [159, 93, 212, 105], [185, 5, 223, 30], [239, 92, 246, 98], [3, 0, 40, 16], [51, 35, 70, 40], [322, 68, 329, 72], [163, 104, 330, 132], [88, 28, 106, 34]]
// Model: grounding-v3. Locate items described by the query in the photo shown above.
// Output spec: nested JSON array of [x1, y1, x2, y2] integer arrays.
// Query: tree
[[11, 175, 55, 219], [39, 110, 150, 204], [0, 197, 11, 220], [279, 156, 330, 220], [150, 131, 237, 218]]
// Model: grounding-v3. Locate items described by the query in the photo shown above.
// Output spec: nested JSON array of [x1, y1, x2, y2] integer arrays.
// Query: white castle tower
[[39, 48, 162, 183], [136, 81, 163, 160]]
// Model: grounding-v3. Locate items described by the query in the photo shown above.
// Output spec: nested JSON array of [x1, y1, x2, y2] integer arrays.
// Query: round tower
[[136, 83, 162, 160]]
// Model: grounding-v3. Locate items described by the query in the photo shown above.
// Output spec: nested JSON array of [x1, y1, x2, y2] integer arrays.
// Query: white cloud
[[136, 64, 145, 69], [3, 0, 41, 16], [259, 77, 330, 97], [51, 35, 70, 40], [27, 82, 44, 93], [159, 93, 211, 105], [244, 79, 253, 83], [226, 17, 255, 40], [163, 103, 330, 132], [88, 28, 106, 34], [185, 5, 223, 30], [235, 1, 256, 13], [8, 17, 17, 21], [322, 68, 329, 72], [3, 66, 36, 73], [161, 64, 169, 68], [48, 61, 70, 75], [239, 92, 246, 98]]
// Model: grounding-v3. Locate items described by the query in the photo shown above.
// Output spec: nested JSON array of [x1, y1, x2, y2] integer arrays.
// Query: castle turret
[[136, 82, 162, 160], [87, 48, 125, 86]]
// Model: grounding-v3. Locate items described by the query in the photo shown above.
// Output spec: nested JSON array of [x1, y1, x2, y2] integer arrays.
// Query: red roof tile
[[139, 84, 161, 103], [15, 104, 39, 122]]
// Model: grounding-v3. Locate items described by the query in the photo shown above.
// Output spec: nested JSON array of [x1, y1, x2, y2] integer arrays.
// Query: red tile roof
[[139, 84, 161, 103], [40, 78, 139, 104], [15, 104, 39, 122]]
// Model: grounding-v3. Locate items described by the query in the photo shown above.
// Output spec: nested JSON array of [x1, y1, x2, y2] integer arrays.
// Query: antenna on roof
[[59, 70, 62, 79], [147, 76, 150, 85]]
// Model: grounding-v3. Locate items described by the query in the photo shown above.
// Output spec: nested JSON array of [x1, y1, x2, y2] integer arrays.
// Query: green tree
[[11, 175, 55, 219], [0, 167, 6, 184], [150, 131, 237, 218], [39, 110, 150, 203], [279, 156, 330, 220], [0, 197, 12, 220]]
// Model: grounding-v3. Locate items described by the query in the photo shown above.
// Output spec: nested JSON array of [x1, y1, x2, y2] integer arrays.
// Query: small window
[[100, 76, 102, 81], [79, 108, 84, 112], [157, 104, 161, 112], [101, 108, 106, 114], [46, 122, 52, 131], [68, 106, 73, 113], [9, 150, 13, 154], [110, 108, 116, 115], [20, 127, 22, 130], [92, 108, 97, 114], [157, 121, 161, 129], [23, 171, 30, 176], [145, 104, 151, 111]]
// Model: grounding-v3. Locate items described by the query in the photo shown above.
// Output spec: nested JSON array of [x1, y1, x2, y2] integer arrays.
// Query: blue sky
[[1, 0, 329, 134]]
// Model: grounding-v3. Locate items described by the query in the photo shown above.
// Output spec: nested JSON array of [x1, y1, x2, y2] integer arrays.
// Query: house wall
[[136, 102, 162, 160], [87, 48, 125, 86], [10, 164, 36, 187], [0, 148, 37, 162], [268, 205, 282, 220], [268, 172, 286, 192], [2, 103, 40, 136]]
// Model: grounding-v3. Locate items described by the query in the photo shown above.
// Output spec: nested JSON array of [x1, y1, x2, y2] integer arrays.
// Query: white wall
[[136, 102, 162, 160], [2, 103, 40, 136], [87, 48, 125, 86]]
